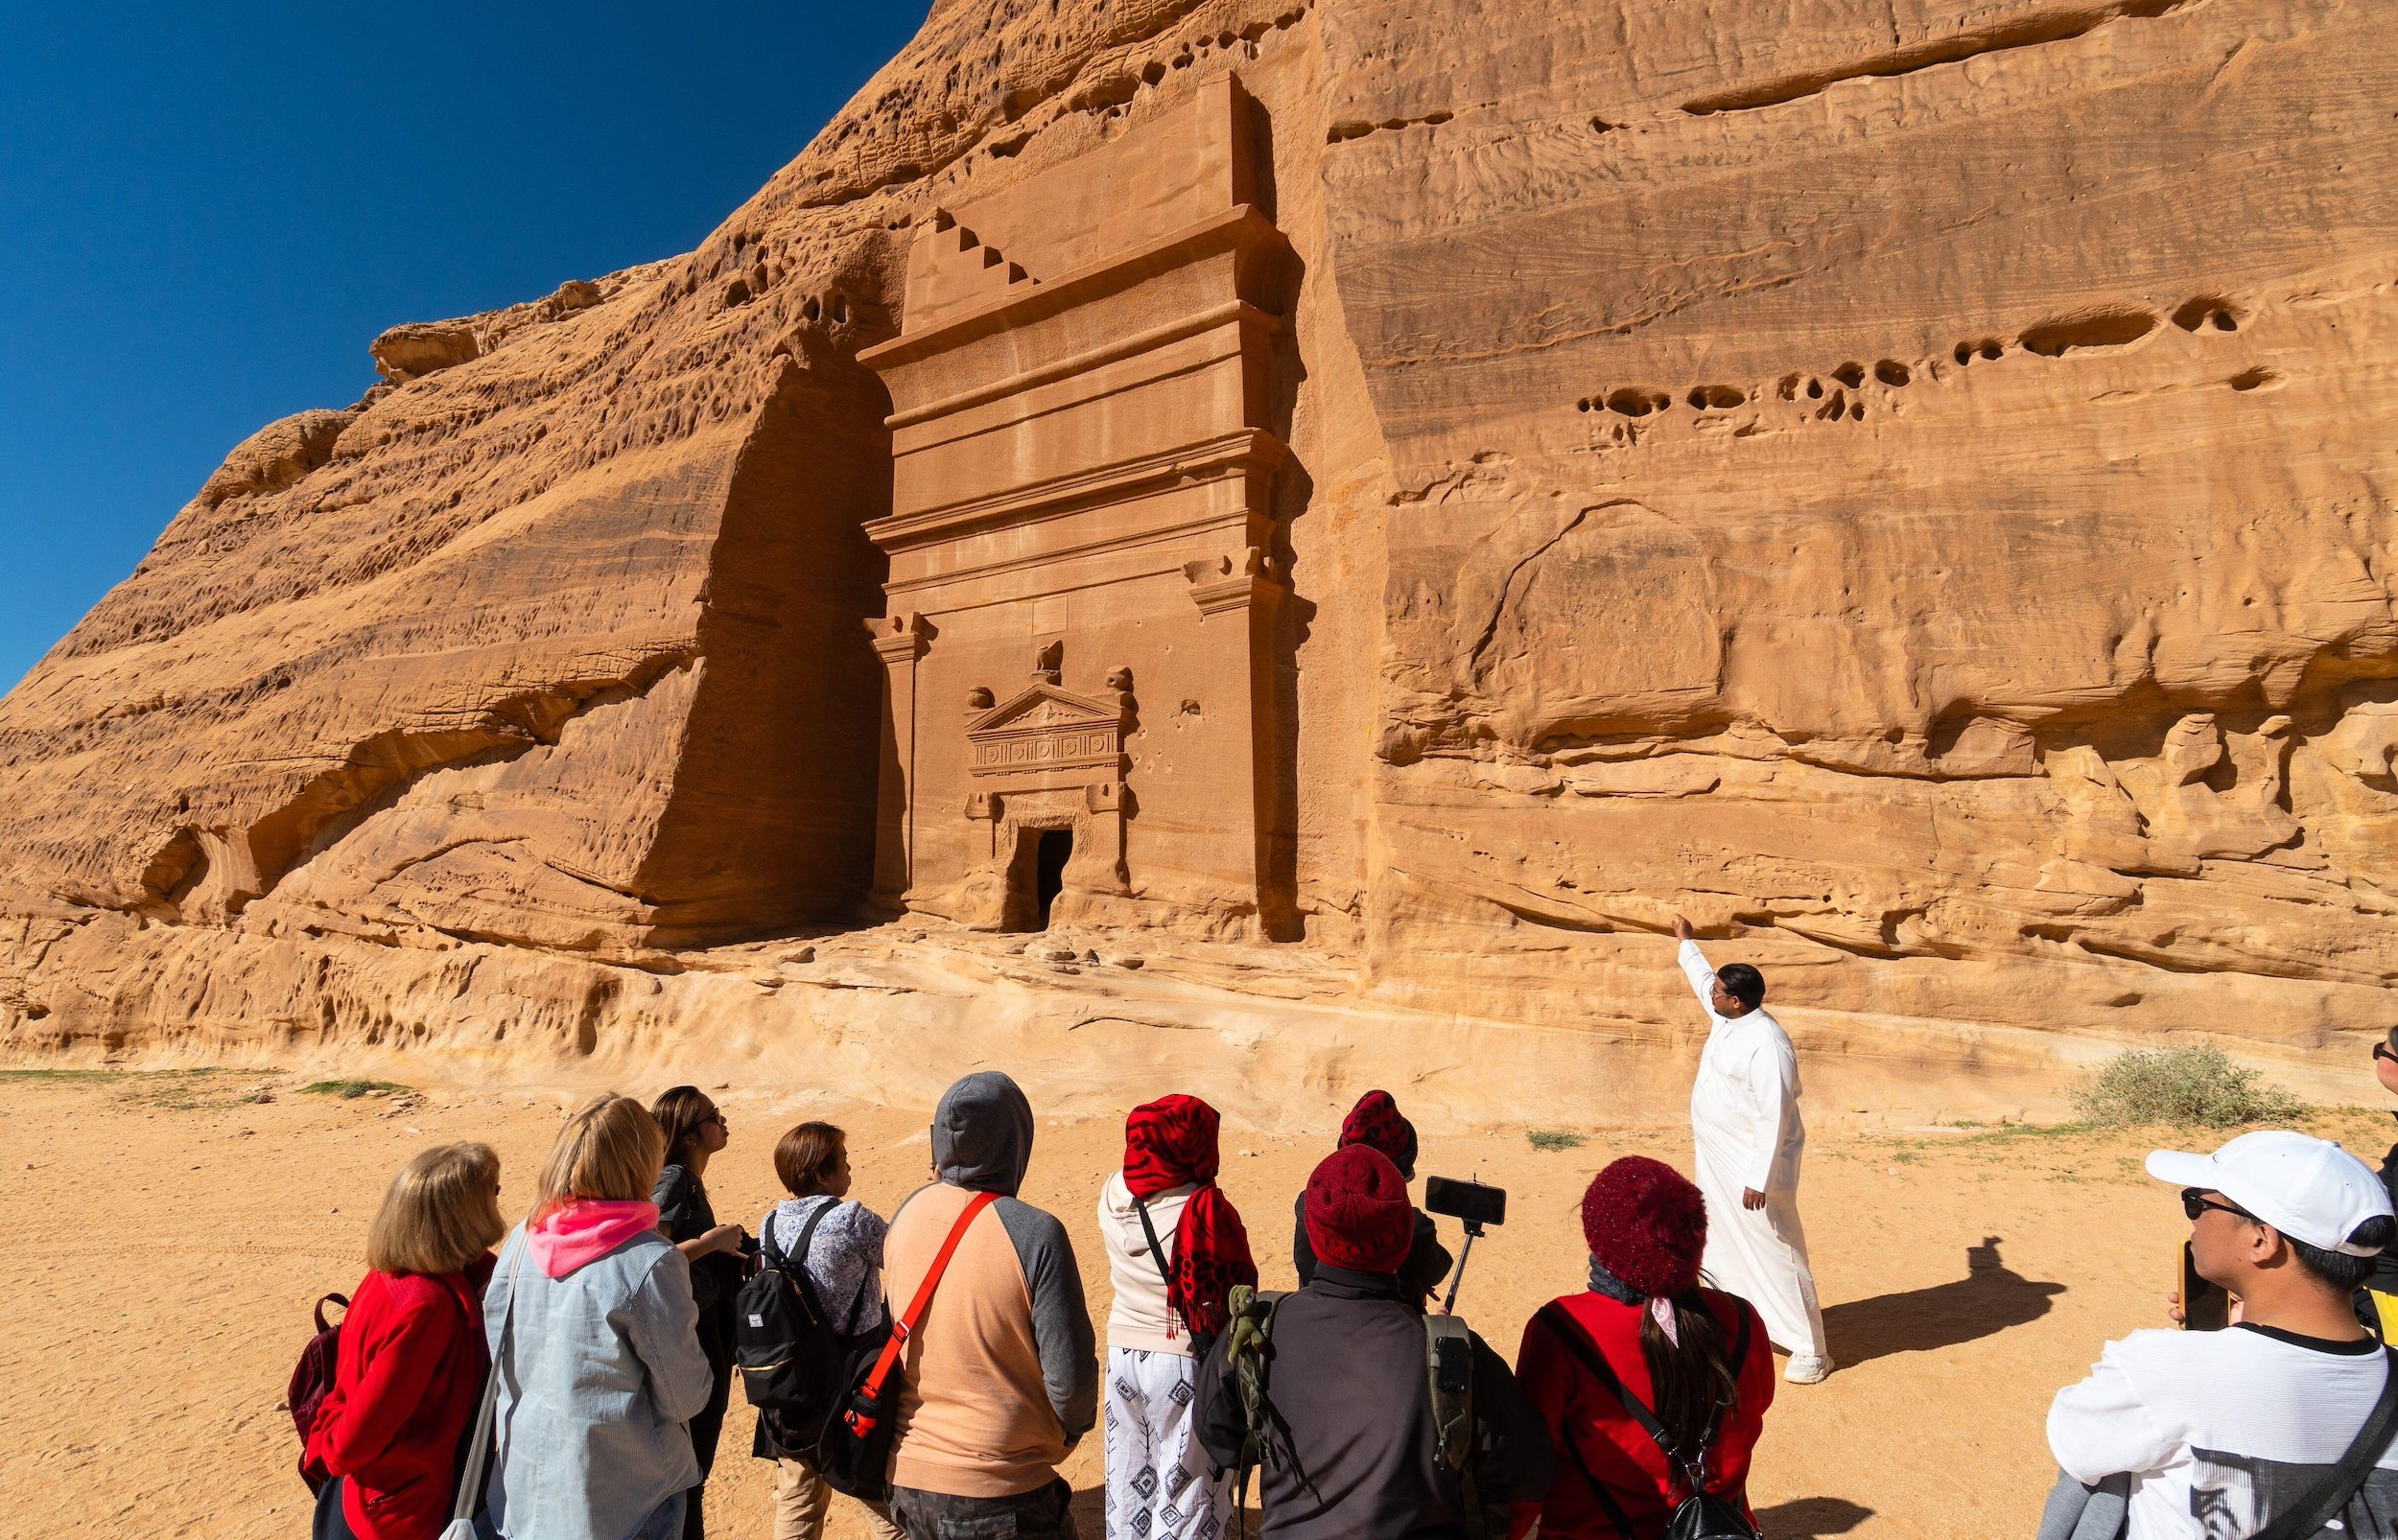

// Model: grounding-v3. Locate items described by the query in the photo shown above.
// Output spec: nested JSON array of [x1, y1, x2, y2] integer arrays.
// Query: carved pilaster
[[868, 613, 932, 908]]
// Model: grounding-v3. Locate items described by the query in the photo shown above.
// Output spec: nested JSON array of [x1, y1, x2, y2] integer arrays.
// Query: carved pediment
[[967, 684, 1125, 781]]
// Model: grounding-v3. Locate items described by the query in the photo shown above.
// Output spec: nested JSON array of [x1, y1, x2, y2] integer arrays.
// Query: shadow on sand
[[1753, 1496, 1875, 1537], [1823, 1234, 2064, 1366]]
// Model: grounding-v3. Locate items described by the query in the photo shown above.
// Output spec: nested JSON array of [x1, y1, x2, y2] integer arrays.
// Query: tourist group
[[294, 928, 2398, 1540]]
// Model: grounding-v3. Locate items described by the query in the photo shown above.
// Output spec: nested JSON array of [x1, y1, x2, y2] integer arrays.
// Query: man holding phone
[[2046, 1132, 2398, 1539]]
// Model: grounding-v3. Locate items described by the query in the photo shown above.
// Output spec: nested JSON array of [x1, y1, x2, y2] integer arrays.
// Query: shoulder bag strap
[[315, 1293, 349, 1336], [1534, 1302, 1678, 1454], [1532, 1306, 1644, 1540], [1132, 1194, 1181, 1325], [449, 1235, 527, 1528], [790, 1200, 845, 1327], [2251, 1346, 2398, 1540], [856, 1191, 999, 1405]]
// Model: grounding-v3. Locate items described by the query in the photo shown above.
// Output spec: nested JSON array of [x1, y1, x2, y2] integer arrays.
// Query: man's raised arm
[[1671, 914, 1717, 1012]]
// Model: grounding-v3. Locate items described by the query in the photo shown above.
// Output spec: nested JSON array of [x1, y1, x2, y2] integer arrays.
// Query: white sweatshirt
[[1097, 1170, 1196, 1355]]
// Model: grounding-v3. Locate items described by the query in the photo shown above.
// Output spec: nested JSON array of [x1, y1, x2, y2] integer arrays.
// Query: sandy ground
[[5, 1065, 2388, 1540]]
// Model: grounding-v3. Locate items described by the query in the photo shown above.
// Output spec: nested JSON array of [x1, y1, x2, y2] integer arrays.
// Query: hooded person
[[1099, 1095, 1258, 1540], [1508, 1158, 1777, 1540], [1199, 1147, 1553, 1540], [1291, 1090, 1456, 1307], [882, 1072, 1098, 1540]]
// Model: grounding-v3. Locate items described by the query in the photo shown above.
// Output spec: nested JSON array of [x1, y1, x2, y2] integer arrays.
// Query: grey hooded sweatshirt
[[883, 1071, 1099, 1498]]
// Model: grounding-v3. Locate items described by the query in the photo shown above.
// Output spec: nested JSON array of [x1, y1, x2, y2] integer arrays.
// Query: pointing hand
[[1673, 915, 1694, 942]]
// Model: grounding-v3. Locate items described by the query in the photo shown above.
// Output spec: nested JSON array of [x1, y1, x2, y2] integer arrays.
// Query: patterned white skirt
[[1103, 1344, 1232, 1540]]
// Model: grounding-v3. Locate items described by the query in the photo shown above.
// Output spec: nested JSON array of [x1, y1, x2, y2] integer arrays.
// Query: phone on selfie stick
[[1425, 1176, 1508, 1315], [2179, 1241, 2230, 1331]]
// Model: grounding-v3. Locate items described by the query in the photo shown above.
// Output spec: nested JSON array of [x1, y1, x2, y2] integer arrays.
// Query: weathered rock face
[[2, 0, 2393, 1109]]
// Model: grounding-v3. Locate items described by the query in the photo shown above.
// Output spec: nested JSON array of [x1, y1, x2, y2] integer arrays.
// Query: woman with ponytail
[[1099, 1094, 1258, 1540], [1508, 1157, 1777, 1540]]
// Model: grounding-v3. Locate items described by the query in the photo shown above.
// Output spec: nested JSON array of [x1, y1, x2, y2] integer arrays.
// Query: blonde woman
[[304, 1143, 507, 1540], [482, 1093, 715, 1540]]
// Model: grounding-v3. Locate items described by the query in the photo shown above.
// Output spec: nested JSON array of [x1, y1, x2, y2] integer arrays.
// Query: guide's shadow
[[1753, 1497, 1873, 1537], [1823, 1235, 2064, 1366]]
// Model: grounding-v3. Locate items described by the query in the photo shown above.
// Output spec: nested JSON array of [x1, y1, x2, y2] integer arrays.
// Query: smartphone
[[2180, 1241, 2230, 1331], [1423, 1176, 1508, 1228]]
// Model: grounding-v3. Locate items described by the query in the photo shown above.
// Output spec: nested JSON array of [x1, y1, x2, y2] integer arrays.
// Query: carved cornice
[[859, 204, 1288, 378], [867, 428, 1286, 555]]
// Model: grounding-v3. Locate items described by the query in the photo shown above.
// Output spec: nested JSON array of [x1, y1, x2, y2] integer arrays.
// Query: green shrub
[[2070, 1042, 2306, 1129], [301, 1078, 411, 1100], [1525, 1129, 1587, 1153]]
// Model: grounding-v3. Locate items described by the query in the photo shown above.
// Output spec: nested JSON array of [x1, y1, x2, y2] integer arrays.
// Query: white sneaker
[[1784, 1353, 1833, 1384]]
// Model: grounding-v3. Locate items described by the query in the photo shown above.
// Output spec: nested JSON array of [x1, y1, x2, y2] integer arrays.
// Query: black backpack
[[736, 1203, 870, 1424]]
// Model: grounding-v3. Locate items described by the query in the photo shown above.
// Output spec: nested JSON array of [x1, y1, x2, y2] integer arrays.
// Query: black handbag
[[811, 1191, 999, 1502], [1533, 1301, 1760, 1540]]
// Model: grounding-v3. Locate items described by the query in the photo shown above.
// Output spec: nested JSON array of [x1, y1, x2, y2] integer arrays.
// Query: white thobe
[[1680, 940, 1827, 1356]]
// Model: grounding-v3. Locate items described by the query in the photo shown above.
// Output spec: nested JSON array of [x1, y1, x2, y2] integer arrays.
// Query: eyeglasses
[[2181, 1187, 2256, 1224], [705, 1110, 727, 1127], [2374, 1042, 2398, 1067]]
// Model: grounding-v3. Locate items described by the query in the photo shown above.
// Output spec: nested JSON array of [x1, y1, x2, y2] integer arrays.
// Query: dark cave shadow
[[1752, 1496, 1875, 1537], [1822, 1235, 2065, 1367]]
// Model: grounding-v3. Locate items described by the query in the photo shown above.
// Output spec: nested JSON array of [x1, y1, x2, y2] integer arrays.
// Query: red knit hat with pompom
[[1580, 1156, 1708, 1297], [1338, 1089, 1419, 1180], [1305, 1145, 1415, 1274]]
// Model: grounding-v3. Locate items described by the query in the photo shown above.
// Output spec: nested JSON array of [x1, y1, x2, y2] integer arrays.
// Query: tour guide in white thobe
[[1677, 930, 1830, 1376]]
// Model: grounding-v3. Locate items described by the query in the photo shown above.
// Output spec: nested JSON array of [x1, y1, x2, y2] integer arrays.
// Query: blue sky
[[0, 3, 925, 692]]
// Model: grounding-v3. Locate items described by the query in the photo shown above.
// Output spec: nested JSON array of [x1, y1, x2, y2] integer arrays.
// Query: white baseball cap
[[2147, 1131, 2395, 1256]]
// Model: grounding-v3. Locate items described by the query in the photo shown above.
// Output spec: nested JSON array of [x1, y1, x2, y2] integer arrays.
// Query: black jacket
[[1194, 1266, 1552, 1540], [1292, 1193, 1455, 1309]]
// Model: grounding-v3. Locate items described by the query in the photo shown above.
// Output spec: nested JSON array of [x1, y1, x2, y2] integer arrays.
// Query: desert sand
[[9, 1064, 2386, 1540]]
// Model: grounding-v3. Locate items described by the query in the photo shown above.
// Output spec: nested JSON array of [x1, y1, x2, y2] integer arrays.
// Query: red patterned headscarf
[[1123, 1095, 1258, 1341], [1339, 1089, 1419, 1180]]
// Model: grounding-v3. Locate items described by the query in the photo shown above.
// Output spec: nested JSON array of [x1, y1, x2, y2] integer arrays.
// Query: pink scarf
[[528, 1200, 660, 1278]]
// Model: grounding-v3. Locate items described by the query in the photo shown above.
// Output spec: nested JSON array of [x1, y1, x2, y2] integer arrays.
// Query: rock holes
[[1874, 360, 1912, 386], [1953, 338, 2006, 364], [1805, 378, 1823, 399], [1832, 361, 1866, 388], [1589, 116, 1622, 133], [2173, 295, 2241, 333], [2017, 308, 2158, 358], [1687, 384, 1747, 409], [2227, 366, 2281, 392], [1605, 386, 1671, 417]]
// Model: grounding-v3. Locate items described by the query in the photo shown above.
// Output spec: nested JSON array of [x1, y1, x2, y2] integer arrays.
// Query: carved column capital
[[869, 611, 932, 664], [1183, 548, 1286, 618]]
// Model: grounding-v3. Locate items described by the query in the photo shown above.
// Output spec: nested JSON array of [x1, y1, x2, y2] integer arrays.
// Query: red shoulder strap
[[860, 1190, 999, 1400]]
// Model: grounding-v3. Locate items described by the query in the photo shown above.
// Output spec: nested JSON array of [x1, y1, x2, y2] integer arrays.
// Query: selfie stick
[[1442, 1218, 1484, 1315]]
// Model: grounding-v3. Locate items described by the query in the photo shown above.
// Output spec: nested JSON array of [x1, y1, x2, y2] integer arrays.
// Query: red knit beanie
[[1580, 1156, 1708, 1297], [1305, 1145, 1414, 1274], [1338, 1089, 1419, 1180]]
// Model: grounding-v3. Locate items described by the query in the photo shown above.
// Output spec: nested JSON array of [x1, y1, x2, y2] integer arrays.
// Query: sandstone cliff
[[2, 0, 2390, 1121]]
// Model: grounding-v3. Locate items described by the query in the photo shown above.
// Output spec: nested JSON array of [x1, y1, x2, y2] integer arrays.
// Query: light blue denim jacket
[[482, 1222, 714, 1540]]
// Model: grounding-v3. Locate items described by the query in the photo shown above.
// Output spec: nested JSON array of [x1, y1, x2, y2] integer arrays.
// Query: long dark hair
[[650, 1085, 717, 1188], [1637, 1292, 1743, 1459]]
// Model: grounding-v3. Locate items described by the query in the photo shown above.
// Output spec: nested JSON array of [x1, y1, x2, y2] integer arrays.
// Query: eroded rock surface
[[2, 0, 2392, 1112]]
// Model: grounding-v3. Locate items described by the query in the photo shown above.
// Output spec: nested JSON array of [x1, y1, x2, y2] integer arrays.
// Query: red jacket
[[303, 1256, 494, 1540], [1508, 1288, 1775, 1540]]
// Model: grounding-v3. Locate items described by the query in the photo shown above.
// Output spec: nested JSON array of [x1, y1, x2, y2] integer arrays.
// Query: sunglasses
[[2375, 1042, 2398, 1067], [2180, 1187, 2256, 1224]]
